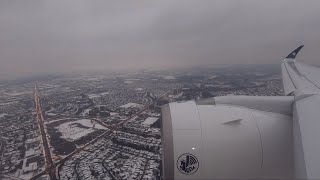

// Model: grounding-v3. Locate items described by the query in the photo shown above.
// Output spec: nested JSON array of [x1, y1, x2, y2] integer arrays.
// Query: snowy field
[[0, 113, 7, 118], [46, 113, 57, 116], [120, 103, 144, 109], [87, 92, 109, 99], [55, 119, 107, 141], [135, 88, 143, 91], [81, 108, 91, 116], [142, 117, 159, 125], [3, 91, 32, 96]]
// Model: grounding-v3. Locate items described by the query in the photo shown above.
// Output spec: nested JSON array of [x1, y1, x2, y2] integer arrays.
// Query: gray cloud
[[1, 0, 320, 79]]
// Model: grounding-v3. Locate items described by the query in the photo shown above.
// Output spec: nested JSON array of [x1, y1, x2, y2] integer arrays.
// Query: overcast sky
[[1, 0, 320, 79]]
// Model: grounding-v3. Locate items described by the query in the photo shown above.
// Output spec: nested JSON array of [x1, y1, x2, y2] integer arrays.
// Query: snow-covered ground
[[0, 102, 16, 105], [88, 94, 100, 99], [135, 88, 143, 91], [87, 92, 109, 99], [45, 118, 73, 124], [3, 91, 31, 96], [142, 117, 159, 125], [110, 112, 118, 116], [120, 103, 144, 109], [81, 108, 92, 116], [26, 137, 39, 143], [25, 149, 37, 157], [55, 119, 107, 141], [124, 81, 133, 84], [46, 113, 57, 116], [0, 113, 8, 118], [100, 92, 109, 96]]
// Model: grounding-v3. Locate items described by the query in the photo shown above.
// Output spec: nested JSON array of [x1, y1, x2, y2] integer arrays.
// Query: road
[[33, 85, 57, 180], [0, 140, 5, 162], [55, 131, 112, 167], [116, 102, 153, 127], [139, 159, 149, 180], [116, 91, 170, 128], [31, 90, 169, 179]]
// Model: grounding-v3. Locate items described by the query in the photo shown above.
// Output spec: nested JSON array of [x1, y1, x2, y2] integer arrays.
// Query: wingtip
[[285, 45, 304, 59]]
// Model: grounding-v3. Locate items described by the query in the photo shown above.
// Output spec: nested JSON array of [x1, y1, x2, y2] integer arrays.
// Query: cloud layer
[[1, 0, 320, 79]]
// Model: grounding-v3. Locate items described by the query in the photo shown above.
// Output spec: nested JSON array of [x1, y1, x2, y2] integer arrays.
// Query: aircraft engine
[[161, 100, 293, 179]]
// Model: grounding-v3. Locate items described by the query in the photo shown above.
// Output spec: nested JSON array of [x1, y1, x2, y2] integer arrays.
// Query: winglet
[[286, 45, 304, 59]]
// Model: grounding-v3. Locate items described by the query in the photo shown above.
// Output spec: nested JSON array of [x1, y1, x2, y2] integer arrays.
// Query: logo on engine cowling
[[177, 153, 199, 175]]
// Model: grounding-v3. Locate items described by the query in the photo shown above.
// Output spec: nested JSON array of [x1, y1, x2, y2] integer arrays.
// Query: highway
[[33, 85, 57, 180], [31, 90, 168, 179]]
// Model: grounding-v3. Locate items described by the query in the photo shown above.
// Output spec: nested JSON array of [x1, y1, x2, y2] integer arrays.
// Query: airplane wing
[[282, 46, 320, 179], [161, 45, 320, 179], [282, 45, 320, 96]]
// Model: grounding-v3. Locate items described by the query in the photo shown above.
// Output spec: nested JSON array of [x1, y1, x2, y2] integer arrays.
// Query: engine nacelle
[[161, 101, 293, 179]]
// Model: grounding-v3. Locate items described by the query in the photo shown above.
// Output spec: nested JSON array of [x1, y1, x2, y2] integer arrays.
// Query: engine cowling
[[161, 101, 293, 179]]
